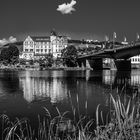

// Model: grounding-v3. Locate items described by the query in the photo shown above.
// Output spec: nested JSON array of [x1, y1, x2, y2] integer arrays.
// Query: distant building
[[21, 31, 68, 60], [121, 41, 129, 45], [130, 55, 140, 65]]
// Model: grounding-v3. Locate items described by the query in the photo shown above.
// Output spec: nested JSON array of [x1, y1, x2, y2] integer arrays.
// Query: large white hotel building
[[20, 31, 68, 60]]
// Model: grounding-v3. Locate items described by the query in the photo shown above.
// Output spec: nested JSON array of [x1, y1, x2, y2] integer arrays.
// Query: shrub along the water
[[0, 94, 140, 140]]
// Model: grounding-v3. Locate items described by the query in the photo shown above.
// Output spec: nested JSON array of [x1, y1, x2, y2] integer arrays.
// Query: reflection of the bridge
[[18, 70, 140, 104], [19, 71, 68, 103], [102, 70, 116, 85], [131, 71, 140, 86], [102, 70, 140, 86]]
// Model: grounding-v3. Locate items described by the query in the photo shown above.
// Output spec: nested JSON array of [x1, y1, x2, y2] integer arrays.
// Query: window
[[25, 49, 28, 52], [36, 49, 39, 52], [30, 43, 34, 47], [30, 49, 33, 52], [24, 41, 27, 46], [29, 54, 32, 57]]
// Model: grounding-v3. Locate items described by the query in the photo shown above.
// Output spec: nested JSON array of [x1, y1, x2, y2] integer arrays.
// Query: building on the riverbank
[[130, 55, 140, 68], [103, 55, 140, 69], [20, 31, 68, 60]]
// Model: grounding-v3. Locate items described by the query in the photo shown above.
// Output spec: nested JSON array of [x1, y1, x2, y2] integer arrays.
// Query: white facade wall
[[21, 35, 68, 60], [130, 55, 140, 64], [22, 36, 35, 60], [103, 56, 140, 66]]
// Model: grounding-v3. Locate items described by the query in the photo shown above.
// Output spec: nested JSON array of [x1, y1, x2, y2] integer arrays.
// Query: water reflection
[[102, 70, 140, 87], [0, 70, 139, 111], [102, 70, 140, 96], [18, 70, 140, 104], [131, 70, 140, 86], [19, 71, 68, 103], [102, 70, 116, 85], [85, 70, 90, 81], [0, 71, 21, 95], [0, 70, 140, 127]]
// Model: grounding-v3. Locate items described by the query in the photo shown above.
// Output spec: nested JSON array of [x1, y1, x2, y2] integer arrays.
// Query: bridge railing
[[77, 41, 140, 57]]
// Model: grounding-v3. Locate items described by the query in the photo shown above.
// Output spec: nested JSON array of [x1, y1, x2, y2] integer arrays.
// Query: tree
[[54, 57, 63, 67], [38, 54, 54, 68], [19, 58, 26, 65], [45, 53, 54, 67], [29, 59, 34, 65], [38, 58, 45, 68], [61, 45, 78, 67], [1, 44, 19, 64]]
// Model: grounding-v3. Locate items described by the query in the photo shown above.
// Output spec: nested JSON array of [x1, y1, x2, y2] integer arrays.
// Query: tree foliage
[[45, 53, 54, 67], [38, 53, 54, 68], [19, 58, 26, 65], [62, 45, 78, 67], [0, 44, 19, 64]]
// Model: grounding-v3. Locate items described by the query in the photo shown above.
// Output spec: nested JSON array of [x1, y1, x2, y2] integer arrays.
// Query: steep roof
[[31, 36, 50, 42]]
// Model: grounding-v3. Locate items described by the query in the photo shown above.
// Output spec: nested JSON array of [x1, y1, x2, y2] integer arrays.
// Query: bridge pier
[[114, 59, 131, 71], [77, 58, 103, 70], [88, 58, 103, 70], [77, 59, 86, 67]]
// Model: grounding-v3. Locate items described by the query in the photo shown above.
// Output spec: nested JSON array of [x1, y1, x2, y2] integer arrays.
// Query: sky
[[0, 0, 140, 42]]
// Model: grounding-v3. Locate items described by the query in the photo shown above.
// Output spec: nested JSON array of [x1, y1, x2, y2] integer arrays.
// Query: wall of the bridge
[[114, 59, 131, 71], [78, 58, 131, 71], [77, 58, 103, 70], [111, 45, 140, 60], [89, 59, 103, 70]]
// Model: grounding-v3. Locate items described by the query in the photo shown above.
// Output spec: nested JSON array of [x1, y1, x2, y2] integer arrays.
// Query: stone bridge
[[77, 42, 140, 70]]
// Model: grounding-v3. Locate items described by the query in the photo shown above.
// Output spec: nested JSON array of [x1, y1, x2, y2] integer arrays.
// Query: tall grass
[[1, 94, 140, 140], [94, 94, 140, 140]]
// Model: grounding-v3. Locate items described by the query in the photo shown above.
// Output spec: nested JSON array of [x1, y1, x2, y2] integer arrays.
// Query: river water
[[0, 70, 139, 128]]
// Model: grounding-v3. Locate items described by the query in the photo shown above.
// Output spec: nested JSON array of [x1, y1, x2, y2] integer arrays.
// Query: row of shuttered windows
[[131, 58, 140, 62], [24, 49, 61, 53], [24, 41, 67, 46]]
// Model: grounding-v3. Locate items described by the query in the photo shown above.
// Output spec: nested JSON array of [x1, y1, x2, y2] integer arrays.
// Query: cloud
[[57, 0, 77, 14], [9, 36, 17, 43], [0, 36, 17, 46]]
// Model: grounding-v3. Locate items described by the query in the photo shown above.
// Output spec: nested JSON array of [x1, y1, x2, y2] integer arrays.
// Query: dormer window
[[24, 41, 28, 46]]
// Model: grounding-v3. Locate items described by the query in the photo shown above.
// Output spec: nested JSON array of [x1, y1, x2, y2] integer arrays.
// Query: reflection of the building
[[102, 70, 140, 86], [115, 71, 140, 86], [86, 70, 90, 81], [102, 70, 116, 85], [102, 70, 140, 96], [84, 69, 140, 93], [19, 71, 68, 103], [131, 71, 140, 86]]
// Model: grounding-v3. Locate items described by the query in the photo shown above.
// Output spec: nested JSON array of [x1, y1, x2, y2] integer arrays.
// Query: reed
[[94, 94, 140, 140], [1, 94, 140, 140]]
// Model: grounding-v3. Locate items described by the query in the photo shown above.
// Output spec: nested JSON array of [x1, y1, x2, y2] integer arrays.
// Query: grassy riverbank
[[0, 65, 93, 71], [0, 94, 140, 140]]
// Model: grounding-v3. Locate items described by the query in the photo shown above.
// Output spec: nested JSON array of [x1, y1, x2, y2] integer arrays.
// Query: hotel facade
[[20, 32, 68, 60]]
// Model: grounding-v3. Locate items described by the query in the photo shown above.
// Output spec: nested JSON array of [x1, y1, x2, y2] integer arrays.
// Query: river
[[0, 69, 139, 129]]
